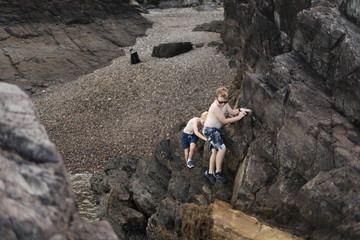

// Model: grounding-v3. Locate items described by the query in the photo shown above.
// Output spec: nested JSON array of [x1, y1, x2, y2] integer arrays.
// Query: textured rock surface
[[221, 0, 360, 239], [0, 82, 118, 240], [92, 161, 302, 240], [90, 121, 301, 239], [0, 0, 151, 95]]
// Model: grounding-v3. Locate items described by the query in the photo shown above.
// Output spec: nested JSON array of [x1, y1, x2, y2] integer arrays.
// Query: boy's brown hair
[[216, 87, 228, 98]]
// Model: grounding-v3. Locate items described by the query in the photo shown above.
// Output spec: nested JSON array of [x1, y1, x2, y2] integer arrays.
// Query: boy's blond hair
[[216, 87, 228, 98], [200, 111, 208, 120]]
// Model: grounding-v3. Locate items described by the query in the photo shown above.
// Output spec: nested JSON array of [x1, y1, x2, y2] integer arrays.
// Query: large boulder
[[0, 82, 118, 240], [151, 42, 193, 58]]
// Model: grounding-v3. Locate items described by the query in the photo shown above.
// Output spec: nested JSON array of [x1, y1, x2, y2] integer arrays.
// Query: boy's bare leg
[[209, 149, 217, 174], [215, 148, 226, 172], [188, 143, 196, 161], [184, 149, 189, 164]]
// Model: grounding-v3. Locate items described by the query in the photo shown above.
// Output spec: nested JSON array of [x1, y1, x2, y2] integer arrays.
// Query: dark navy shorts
[[181, 132, 199, 149], [202, 127, 225, 150]]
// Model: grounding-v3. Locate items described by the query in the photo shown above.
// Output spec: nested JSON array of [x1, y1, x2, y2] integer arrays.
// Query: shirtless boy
[[181, 111, 208, 168], [203, 87, 251, 184]]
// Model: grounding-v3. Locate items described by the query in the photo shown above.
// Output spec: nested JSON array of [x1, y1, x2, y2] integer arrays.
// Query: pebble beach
[[33, 7, 237, 174]]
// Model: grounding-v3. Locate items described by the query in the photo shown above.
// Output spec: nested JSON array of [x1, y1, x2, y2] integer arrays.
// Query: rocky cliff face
[[221, 0, 360, 239], [90, 134, 303, 240], [0, 0, 151, 95], [0, 82, 118, 240]]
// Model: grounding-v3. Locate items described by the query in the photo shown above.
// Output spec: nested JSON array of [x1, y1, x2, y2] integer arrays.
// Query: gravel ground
[[33, 7, 237, 174]]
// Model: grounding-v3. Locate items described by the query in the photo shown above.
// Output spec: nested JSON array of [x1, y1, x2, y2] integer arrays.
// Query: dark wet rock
[[152, 42, 193, 58], [0, 82, 118, 240]]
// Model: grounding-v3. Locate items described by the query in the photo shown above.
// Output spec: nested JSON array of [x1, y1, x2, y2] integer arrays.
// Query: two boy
[[181, 87, 251, 184]]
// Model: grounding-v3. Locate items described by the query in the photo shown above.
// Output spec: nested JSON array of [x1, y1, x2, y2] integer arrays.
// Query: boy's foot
[[214, 171, 226, 184], [187, 160, 194, 169], [204, 170, 216, 184]]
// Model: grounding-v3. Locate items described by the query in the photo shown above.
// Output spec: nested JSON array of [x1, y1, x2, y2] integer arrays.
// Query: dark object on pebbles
[[152, 42, 193, 58]]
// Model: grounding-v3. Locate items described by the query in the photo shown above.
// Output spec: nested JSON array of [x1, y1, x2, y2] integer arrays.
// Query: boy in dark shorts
[[181, 112, 208, 168]]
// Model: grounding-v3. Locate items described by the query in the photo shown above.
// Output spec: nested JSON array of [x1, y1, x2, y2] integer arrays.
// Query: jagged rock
[[293, 5, 360, 122], [0, 82, 118, 240], [128, 155, 171, 216], [90, 155, 147, 239], [221, 0, 283, 70], [221, 0, 360, 239], [0, 0, 151, 95], [0, 83, 59, 163], [151, 42, 193, 58], [231, 51, 360, 238], [312, 0, 360, 26], [297, 167, 360, 234]]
